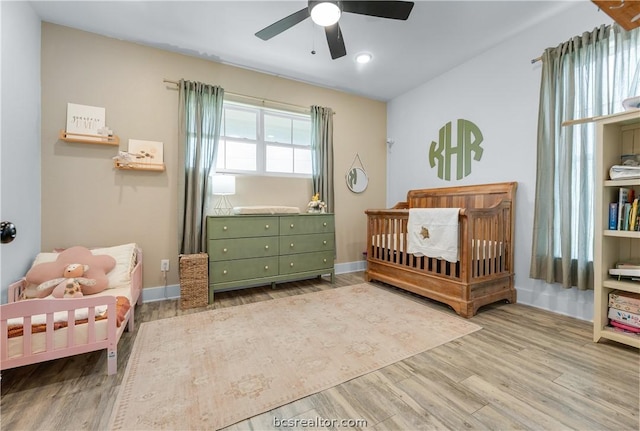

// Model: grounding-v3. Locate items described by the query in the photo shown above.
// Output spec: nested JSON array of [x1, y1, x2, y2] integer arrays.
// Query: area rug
[[109, 283, 481, 430]]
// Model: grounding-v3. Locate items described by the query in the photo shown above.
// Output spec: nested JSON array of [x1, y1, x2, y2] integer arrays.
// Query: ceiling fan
[[255, 1, 415, 60]]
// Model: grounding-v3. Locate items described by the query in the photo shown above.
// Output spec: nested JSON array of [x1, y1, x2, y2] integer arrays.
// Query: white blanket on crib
[[407, 208, 460, 262]]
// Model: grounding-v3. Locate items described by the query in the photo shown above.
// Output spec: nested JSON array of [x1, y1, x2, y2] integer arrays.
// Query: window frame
[[216, 101, 312, 178]]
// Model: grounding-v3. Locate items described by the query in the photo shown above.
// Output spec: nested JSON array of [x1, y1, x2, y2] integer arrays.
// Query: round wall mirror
[[346, 167, 368, 193]]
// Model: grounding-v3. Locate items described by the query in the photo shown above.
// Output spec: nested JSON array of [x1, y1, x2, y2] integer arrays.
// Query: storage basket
[[179, 253, 209, 310]]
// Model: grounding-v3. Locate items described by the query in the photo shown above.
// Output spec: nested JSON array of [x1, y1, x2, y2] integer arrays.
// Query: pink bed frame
[[0, 248, 143, 376]]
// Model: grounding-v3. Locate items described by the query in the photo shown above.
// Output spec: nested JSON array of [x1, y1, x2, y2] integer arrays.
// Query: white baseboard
[[515, 285, 594, 322], [141, 260, 368, 303], [142, 284, 181, 302], [335, 260, 367, 274]]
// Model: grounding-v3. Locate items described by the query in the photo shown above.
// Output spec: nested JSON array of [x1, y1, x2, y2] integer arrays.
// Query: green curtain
[[178, 80, 224, 254], [530, 25, 640, 290], [310, 105, 335, 213]]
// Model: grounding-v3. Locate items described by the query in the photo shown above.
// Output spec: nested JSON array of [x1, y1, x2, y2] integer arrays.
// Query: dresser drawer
[[279, 251, 334, 275], [207, 216, 278, 239], [279, 233, 335, 255], [279, 215, 334, 235], [209, 237, 279, 261], [210, 257, 279, 283]]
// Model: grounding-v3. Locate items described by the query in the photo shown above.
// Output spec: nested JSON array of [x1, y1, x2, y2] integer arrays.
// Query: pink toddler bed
[[1, 244, 142, 375]]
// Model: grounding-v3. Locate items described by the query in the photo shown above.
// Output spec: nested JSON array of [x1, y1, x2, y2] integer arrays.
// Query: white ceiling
[[29, 1, 582, 101]]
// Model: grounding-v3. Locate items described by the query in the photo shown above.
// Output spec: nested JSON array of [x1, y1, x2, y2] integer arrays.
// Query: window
[[216, 102, 312, 177]]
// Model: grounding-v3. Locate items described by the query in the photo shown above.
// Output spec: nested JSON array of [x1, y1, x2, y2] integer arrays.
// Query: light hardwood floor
[[1, 272, 638, 430]]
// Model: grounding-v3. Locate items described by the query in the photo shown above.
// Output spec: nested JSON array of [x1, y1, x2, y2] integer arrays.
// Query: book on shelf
[[616, 188, 636, 230], [617, 188, 629, 230], [623, 202, 631, 231], [630, 198, 639, 231], [609, 203, 618, 230]]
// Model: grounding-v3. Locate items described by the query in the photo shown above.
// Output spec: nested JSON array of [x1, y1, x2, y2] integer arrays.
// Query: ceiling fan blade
[[342, 1, 414, 20], [255, 7, 310, 40], [325, 23, 346, 60]]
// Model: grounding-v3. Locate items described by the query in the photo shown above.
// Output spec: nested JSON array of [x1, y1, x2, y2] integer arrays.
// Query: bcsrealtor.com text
[[273, 416, 367, 428]]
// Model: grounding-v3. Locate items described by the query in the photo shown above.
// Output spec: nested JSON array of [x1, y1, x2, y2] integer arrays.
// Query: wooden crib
[[365, 182, 517, 318]]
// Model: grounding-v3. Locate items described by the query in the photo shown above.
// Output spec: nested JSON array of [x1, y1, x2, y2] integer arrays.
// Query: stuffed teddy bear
[[25, 246, 116, 299], [36, 263, 97, 298]]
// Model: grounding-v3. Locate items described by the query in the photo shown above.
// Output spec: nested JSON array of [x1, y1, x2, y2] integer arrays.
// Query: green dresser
[[207, 213, 335, 300]]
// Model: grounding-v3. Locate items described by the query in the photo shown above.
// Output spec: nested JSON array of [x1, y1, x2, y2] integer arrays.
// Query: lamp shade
[[211, 175, 236, 195]]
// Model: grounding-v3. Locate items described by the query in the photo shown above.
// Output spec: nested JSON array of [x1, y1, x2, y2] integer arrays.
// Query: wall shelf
[[59, 130, 119, 146], [114, 160, 165, 172]]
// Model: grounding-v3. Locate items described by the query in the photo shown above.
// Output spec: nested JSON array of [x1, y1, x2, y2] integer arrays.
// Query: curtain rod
[[531, 56, 542, 64], [163, 79, 318, 114]]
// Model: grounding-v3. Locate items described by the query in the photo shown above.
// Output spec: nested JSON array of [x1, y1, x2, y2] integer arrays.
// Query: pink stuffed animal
[[25, 246, 116, 298], [37, 263, 97, 298]]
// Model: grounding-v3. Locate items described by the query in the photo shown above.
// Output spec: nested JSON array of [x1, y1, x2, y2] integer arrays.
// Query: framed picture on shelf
[[127, 139, 164, 165], [66, 103, 106, 138]]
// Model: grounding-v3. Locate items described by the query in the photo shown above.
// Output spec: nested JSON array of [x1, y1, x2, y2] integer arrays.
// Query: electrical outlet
[[161, 259, 170, 272]]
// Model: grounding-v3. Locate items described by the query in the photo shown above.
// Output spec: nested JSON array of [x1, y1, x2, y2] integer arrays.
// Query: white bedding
[[406, 208, 459, 262]]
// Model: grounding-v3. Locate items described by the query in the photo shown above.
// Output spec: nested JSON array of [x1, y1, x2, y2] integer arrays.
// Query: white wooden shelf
[[602, 278, 640, 295], [603, 230, 640, 239], [597, 326, 640, 349], [605, 179, 640, 187]]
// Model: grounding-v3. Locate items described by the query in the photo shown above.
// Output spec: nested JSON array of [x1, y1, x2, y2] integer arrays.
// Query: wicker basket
[[179, 253, 209, 310]]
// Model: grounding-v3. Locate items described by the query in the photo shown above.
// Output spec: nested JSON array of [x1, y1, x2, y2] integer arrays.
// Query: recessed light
[[355, 53, 372, 64]]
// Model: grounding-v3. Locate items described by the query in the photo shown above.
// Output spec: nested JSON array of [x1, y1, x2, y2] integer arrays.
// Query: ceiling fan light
[[311, 2, 341, 27], [355, 53, 372, 64]]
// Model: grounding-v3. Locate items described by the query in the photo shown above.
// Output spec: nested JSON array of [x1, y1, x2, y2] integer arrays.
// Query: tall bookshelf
[[593, 110, 640, 349]]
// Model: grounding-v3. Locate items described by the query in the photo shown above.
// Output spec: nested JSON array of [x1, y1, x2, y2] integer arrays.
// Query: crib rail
[[365, 201, 512, 284]]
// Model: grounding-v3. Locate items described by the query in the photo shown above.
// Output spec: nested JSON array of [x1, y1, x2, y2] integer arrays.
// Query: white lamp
[[211, 174, 236, 215], [310, 1, 342, 27]]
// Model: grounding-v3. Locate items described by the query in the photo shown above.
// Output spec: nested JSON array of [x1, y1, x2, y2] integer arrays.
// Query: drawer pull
[[265, 224, 270, 229], [323, 240, 327, 245], [290, 223, 294, 228], [290, 262, 294, 267], [323, 258, 327, 263], [265, 245, 269, 250], [264, 265, 269, 270], [223, 270, 228, 275], [223, 248, 228, 253], [223, 226, 228, 231], [290, 243, 294, 248], [323, 222, 327, 227]]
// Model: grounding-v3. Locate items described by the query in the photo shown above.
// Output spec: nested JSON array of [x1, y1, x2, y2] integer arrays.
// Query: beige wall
[[41, 23, 386, 289]]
